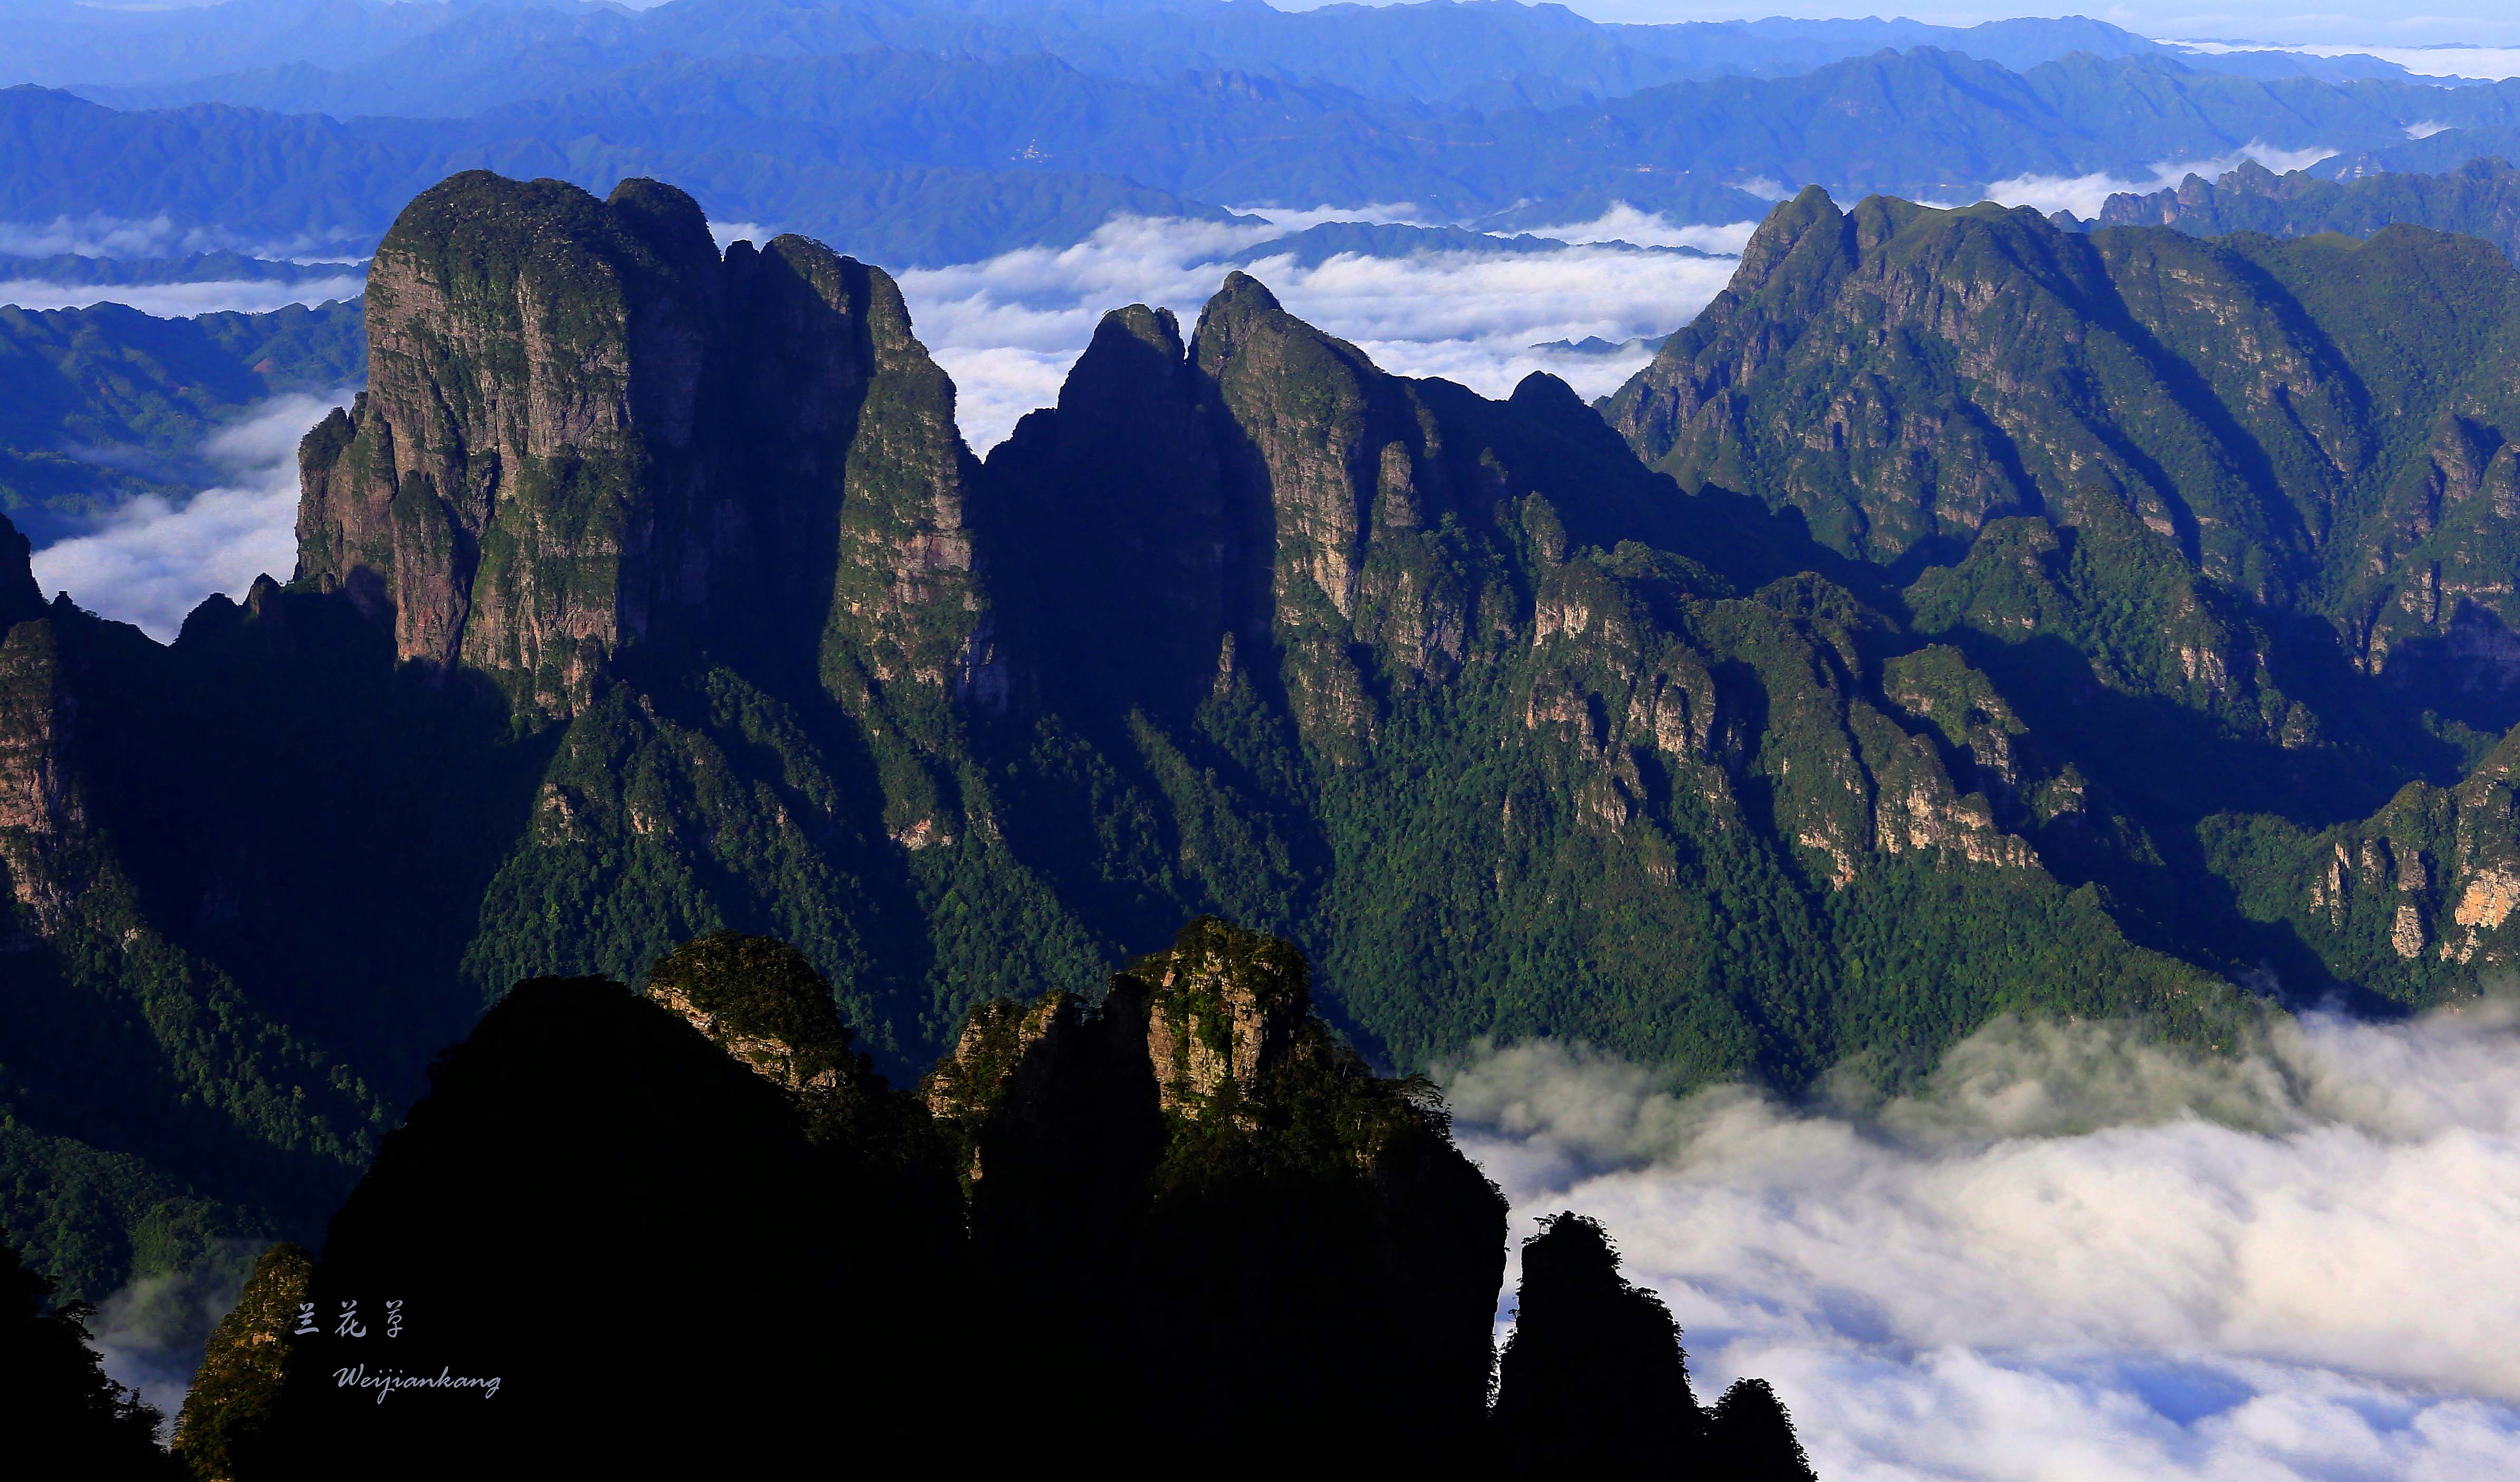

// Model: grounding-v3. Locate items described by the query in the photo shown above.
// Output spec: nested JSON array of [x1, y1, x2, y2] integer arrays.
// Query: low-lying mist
[[1447, 1003, 2520, 1479], [872, 206, 1747, 452], [0, 276, 365, 317], [31, 387, 357, 639], [1981, 142, 2340, 220]]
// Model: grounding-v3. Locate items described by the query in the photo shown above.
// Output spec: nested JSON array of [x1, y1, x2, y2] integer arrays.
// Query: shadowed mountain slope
[[154, 917, 1799, 1471]]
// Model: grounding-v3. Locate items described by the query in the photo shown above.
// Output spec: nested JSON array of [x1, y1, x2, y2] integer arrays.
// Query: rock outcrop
[[982, 271, 1695, 753], [253, 920, 1520, 1470], [0, 592, 80, 931], [644, 929, 869, 1095], [922, 915, 1508, 1465], [255, 975, 890, 1477], [0, 508, 41, 627], [1137, 912, 1309, 1116], [1495, 1212, 1817, 1479], [1495, 1212, 1702, 1470], [296, 172, 994, 719], [170, 1242, 313, 1482]]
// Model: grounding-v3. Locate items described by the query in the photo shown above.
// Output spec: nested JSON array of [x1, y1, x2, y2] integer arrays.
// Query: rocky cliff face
[[170, 1241, 312, 1482], [0, 593, 81, 932], [0, 510, 40, 626], [296, 172, 994, 720], [0, 509, 384, 1307], [984, 271, 1702, 754]]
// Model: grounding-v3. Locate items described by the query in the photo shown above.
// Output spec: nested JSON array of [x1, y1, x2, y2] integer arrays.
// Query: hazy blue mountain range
[[24, 0, 2438, 120], [2087, 156, 2520, 264], [7, 44, 2518, 268], [2315, 125, 2520, 180], [0, 251, 362, 287]]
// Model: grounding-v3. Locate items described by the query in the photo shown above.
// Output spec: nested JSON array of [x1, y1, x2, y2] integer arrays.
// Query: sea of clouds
[[739, 204, 1751, 452], [0, 212, 371, 263], [29, 388, 356, 640], [0, 276, 366, 317], [1447, 1003, 2520, 1480], [1981, 142, 2341, 221], [2168, 42, 2520, 82]]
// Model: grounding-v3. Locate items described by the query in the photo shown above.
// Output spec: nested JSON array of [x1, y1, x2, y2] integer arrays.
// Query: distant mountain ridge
[[1220, 220, 1721, 268], [26, 0, 2422, 117], [2084, 155, 2520, 265], [9, 43, 2520, 269], [0, 249, 361, 287]]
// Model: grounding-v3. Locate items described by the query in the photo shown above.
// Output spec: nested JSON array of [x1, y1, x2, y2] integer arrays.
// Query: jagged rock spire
[[296, 170, 992, 720], [0, 508, 39, 627]]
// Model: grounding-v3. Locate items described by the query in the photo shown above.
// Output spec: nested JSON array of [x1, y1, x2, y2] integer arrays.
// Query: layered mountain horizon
[[9, 25, 2519, 269], [9, 165, 2520, 1326]]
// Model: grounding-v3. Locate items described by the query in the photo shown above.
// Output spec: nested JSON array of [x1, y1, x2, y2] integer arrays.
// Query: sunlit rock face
[[295, 170, 995, 720]]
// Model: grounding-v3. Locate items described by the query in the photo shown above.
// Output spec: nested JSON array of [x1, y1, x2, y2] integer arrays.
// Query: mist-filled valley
[[9, 2, 2520, 1477]]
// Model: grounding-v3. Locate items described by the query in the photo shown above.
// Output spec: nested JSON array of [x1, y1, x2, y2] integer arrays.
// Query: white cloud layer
[[89, 1244, 262, 1439], [1983, 142, 2341, 220], [31, 389, 356, 640], [1230, 200, 1430, 230], [893, 210, 1744, 451], [2169, 42, 2520, 81], [1446, 1004, 2520, 1481], [1511, 203, 1761, 254], [0, 214, 368, 262], [0, 277, 366, 317]]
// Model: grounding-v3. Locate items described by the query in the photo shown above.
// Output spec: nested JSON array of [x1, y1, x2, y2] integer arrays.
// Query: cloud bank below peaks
[[886, 205, 1747, 452], [0, 277, 366, 318], [32, 388, 357, 641], [1445, 1004, 2520, 1481], [1983, 142, 2341, 221]]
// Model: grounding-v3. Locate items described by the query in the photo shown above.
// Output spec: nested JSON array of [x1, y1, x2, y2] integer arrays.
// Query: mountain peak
[[1124, 915, 1313, 1117], [0, 509, 39, 628], [1194, 270, 1288, 362], [603, 176, 718, 272], [1214, 269, 1281, 311], [295, 168, 986, 720], [645, 932, 864, 1096], [1734, 184, 1847, 289]]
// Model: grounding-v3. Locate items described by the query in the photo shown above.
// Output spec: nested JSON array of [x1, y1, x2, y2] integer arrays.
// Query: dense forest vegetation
[[7, 170, 2520, 1431]]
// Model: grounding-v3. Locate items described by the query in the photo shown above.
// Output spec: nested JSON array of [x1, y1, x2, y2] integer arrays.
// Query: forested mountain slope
[[1608, 185, 2520, 1018], [14, 170, 2520, 1307], [0, 298, 359, 544]]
